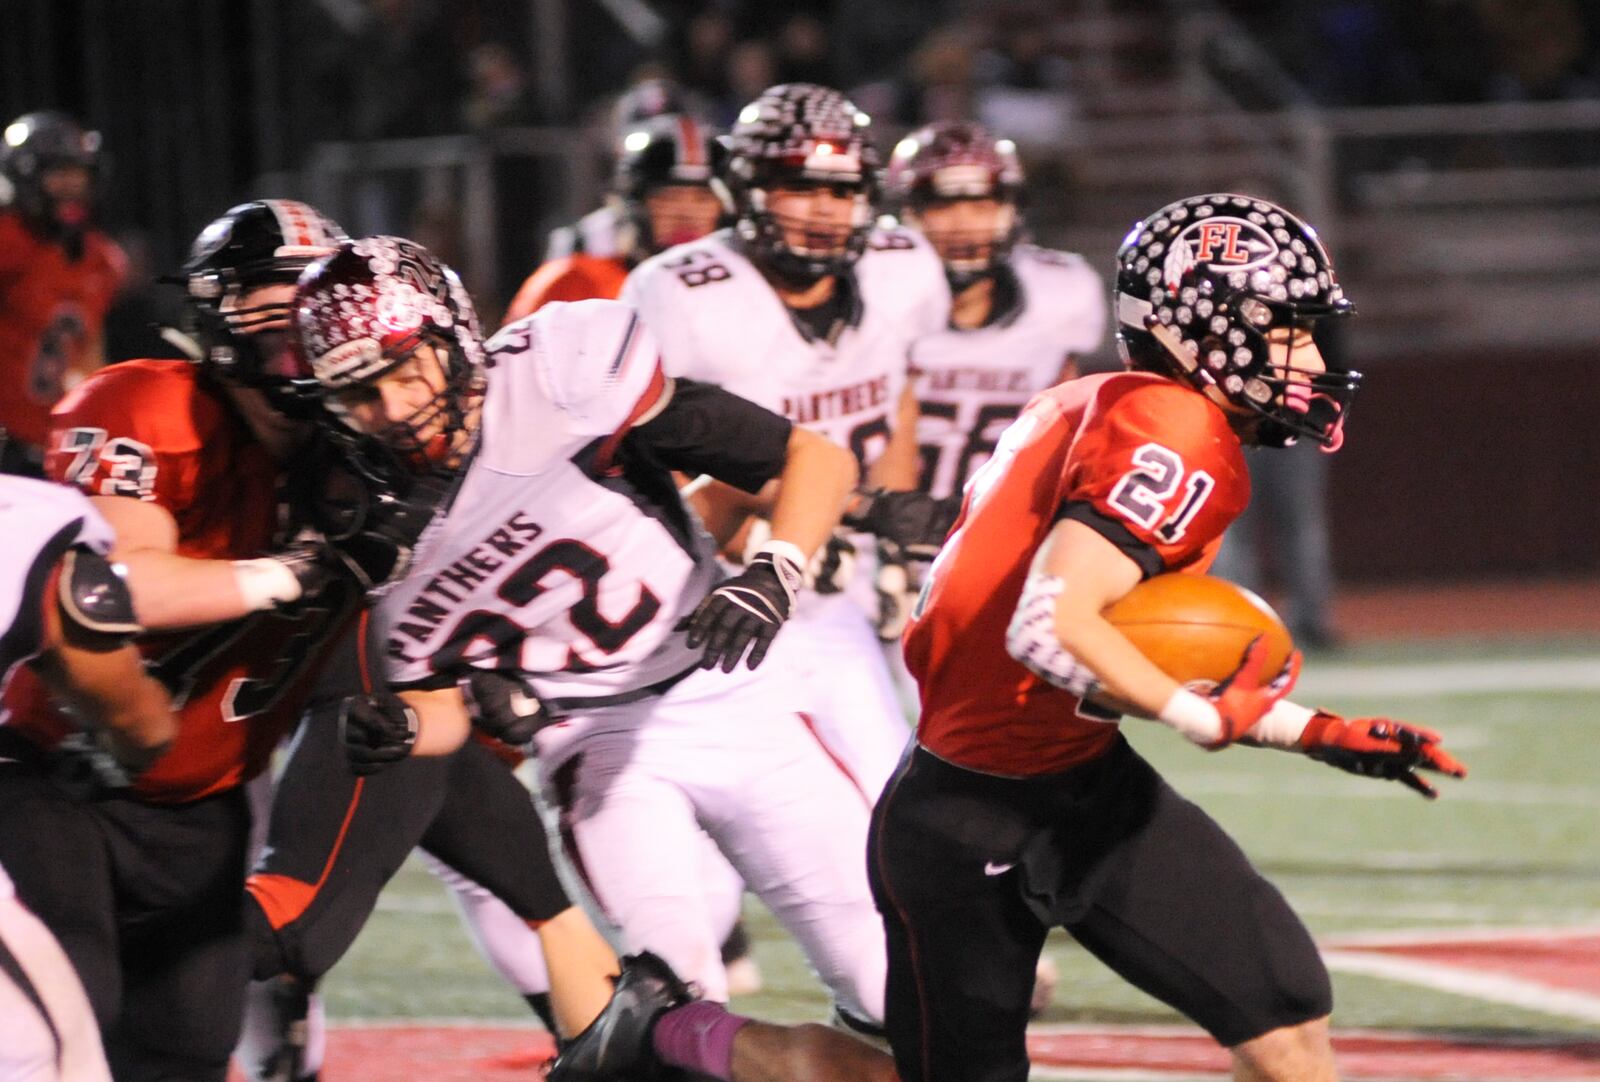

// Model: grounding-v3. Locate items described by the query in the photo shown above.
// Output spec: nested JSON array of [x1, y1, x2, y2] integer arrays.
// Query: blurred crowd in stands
[[285, 0, 1600, 152]]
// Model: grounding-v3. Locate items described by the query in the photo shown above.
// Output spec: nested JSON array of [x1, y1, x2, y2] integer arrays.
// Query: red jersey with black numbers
[[1, 360, 356, 803], [903, 371, 1251, 777], [0, 211, 126, 449]]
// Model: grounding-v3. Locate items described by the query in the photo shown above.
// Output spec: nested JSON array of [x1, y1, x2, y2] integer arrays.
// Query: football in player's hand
[[1103, 574, 1294, 691]]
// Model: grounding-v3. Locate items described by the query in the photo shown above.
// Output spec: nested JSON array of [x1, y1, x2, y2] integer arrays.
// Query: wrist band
[[1158, 687, 1224, 746], [232, 558, 303, 612], [1247, 700, 1317, 748]]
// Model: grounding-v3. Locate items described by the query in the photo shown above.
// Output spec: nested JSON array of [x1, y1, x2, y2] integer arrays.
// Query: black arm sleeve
[[628, 378, 793, 494], [1054, 500, 1165, 580]]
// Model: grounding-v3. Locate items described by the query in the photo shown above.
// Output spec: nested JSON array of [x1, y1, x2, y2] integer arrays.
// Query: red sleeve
[[505, 255, 627, 321], [45, 361, 217, 517], [1061, 381, 1250, 574]]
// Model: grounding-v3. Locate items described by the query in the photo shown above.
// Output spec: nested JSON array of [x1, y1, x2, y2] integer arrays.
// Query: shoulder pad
[[58, 547, 141, 640]]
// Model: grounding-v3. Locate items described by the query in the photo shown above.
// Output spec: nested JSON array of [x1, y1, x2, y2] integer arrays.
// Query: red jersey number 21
[[1108, 443, 1214, 544]]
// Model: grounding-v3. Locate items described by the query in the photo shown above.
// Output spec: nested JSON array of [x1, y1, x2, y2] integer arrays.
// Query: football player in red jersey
[[0, 198, 368, 1080], [0, 112, 126, 477], [867, 194, 1467, 1082]]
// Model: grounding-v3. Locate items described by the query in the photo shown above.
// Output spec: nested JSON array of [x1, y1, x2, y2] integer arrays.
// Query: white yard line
[[1321, 924, 1600, 947], [1321, 949, 1600, 1023], [1295, 657, 1600, 699]]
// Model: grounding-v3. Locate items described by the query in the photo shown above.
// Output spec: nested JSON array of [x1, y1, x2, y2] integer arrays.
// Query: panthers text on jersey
[[0, 210, 126, 450], [910, 244, 1106, 499], [0, 476, 117, 690], [621, 225, 949, 467], [905, 372, 1251, 777], [376, 300, 726, 709], [1, 360, 358, 803]]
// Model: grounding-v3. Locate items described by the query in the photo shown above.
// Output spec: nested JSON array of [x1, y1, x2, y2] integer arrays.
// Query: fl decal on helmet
[[885, 120, 1024, 288], [180, 199, 347, 414], [1114, 193, 1360, 449], [294, 236, 486, 481], [720, 83, 879, 285]]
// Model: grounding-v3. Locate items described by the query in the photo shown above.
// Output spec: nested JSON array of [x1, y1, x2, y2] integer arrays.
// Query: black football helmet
[[293, 236, 486, 487], [179, 200, 347, 416], [720, 83, 879, 286], [1114, 193, 1359, 449], [1, 111, 101, 245], [885, 121, 1025, 289], [612, 114, 725, 256]]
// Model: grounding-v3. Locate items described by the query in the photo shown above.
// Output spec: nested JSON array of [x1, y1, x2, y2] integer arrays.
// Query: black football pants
[[0, 732, 252, 1082], [868, 737, 1331, 1082], [246, 630, 571, 984]]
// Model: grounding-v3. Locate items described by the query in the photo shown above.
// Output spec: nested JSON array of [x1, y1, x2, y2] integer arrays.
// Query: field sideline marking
[[1296, 656, 1600, 699], [1321, 924, 1600, 947], [1321, 949, 1600, 1023]]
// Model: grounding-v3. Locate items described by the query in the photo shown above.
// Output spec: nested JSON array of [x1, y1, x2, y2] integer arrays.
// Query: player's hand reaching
[[339, 689, 419, 775], [1296, 712, 1468, 798], [681, 542, 804, 672], [1161, 637, 1301, 748], [841, 487, 962, 560]]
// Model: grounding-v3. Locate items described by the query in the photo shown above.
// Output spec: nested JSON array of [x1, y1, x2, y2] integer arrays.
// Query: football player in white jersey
[[0, 477, 175, 1081], [622, 82, 949, 802], [291, 236, 900, 1081], [887, 120, 1106, 503]]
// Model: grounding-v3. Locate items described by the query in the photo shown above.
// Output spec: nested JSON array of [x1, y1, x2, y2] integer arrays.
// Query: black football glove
[[681, 544, 804, 672], [842, 488, 962, 560], [338, 689, 419, 775], [461, 669, 551, 747], [872, 539, 916, 642], [808, 530, 858, 596], [263, 539, 339, 604]]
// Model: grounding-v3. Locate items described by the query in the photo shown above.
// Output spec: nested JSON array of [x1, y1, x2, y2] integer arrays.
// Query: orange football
[[1103, 573, 1293, 689]]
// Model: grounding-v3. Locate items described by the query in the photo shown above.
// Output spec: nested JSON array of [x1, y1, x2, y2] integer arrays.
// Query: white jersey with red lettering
[[622, 225, 946, 798], [621, 225, 947, 465], [910, 244, 1106, 500], [0, 476, 117, 691], [373, 299, 717, 711], [373, 303, 888, 1024]]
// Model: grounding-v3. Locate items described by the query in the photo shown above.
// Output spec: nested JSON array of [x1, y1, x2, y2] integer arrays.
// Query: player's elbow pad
[[59, 548, 143, 642], [1005, 569, 1101, 699]]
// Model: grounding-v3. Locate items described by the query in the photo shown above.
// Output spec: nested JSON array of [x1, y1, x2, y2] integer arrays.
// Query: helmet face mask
[[1114, 193, 1360, 449], [294, 236, 486, 493], [886, 121, 1024, 289], [722, 83, 879, 286], [180, 200, 347, 416]]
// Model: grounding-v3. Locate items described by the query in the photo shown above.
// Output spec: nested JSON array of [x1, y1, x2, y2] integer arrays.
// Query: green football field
[[317, 637, 1600, 1060]]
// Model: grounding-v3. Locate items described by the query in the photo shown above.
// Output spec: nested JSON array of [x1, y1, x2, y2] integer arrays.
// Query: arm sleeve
[[1059, 382, 1249, 574], [628, 379, 793, 494]]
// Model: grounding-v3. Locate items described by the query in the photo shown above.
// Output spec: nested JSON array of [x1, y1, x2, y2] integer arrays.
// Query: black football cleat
[[546, 951, 695, 1081]]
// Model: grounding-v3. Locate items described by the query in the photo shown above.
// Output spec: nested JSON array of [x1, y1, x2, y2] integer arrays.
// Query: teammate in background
[[507, 113, 725, 319], [622, 81, 948, 805], [291, 235, 896, 1079], [0, 477, 175, 1082], [0, 112, 126, 477], [544, 77, 709, 262], [0, 198, 367, 1080], [869, 193, 1467, 1082], [887, 120, 1104, 502]]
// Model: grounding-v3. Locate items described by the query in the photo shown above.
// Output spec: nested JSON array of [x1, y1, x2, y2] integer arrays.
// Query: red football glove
[[1297, 713, 1468, 798], [1204, 637, 1302, 748]]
